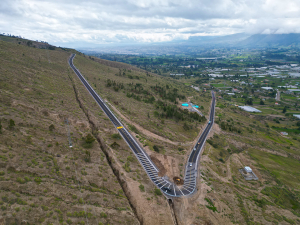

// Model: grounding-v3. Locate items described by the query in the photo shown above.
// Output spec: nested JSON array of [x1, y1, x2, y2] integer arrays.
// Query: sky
[[1, 0, 300, 47]]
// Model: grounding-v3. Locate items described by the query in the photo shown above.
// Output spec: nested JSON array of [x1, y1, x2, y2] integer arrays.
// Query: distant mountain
[[236, 33, 300, 47], [181, 33, 300, 48], [78, 33, 300, 55]]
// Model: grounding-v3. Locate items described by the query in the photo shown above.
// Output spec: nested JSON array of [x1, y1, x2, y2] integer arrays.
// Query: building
[[238, 106, 262, 113], [239, 166, 258, 181], [261, 87, 273, 91], [244, 166, 252, 173], [281, 132, 288, 136], [293, 114, 300, 119]]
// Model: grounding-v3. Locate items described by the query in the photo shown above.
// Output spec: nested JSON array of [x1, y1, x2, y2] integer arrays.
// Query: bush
[[9, 119, 15, 129], [127, 155, 135, 162], [16, 177, 26, 184], [34, 177, 42, 184], [41, 205, 48, 211], [110, 142, 120, 149], [153, 145, 159, 153], [128, 124, 139, 133], [123, 162, 131, 172], [100, 212, 107, 218], [139, 184, 145, 192], [183, 122, 190, 131], [178, 147, 184, 151], [49, 124, 55, 131], [112, 133, 121, 139], [84, 150, 91, 163], [85, 134, 95, 144], [154, 188, 162, 196]]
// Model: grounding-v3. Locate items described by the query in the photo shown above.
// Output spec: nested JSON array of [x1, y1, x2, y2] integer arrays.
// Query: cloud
[[0, 0, 300, 46]]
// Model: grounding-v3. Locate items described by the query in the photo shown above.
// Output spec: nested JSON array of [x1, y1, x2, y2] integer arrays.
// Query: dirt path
[[107, 101, 187, 146]]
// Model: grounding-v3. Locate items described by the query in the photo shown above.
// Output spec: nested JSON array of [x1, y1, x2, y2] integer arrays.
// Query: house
[[244, 166, 252, 173], [261, 87, 273, 91], [281, 132, 288, 136]]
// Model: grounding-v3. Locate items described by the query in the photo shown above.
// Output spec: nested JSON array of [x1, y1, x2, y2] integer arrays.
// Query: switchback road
[[69, 54, 215, 198]]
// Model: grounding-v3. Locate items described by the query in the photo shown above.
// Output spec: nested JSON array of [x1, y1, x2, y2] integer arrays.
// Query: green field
[[249, 148, 300, 189]]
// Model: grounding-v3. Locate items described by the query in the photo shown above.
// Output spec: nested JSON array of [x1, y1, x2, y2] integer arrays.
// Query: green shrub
[[153, 145, 159, 153], [16, 177, 25, 184], [110, 141, 120, 149], [85, 134, 95, 144], [127, 155, 135, 162], [111, 133, 121, 139], [41, 205, 48, 211], [154, 188, 162, 196], [9, 119, 15, 129], [123, 161, 131, 172], [139, 184, 145, 192], [100, 212, 107, 218], [128, 124, 139, 133], [34, 177, 42, 184], [49, 124, 55, 131]]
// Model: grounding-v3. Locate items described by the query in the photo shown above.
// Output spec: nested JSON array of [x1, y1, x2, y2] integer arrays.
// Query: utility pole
[[65, 118, 73, 148]]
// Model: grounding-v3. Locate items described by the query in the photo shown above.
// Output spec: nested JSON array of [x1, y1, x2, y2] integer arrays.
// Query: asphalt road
[[69, 54, 215, 197]]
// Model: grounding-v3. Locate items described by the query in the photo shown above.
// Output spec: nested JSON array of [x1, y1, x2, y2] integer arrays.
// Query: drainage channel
[[167, 198, 179, 225]]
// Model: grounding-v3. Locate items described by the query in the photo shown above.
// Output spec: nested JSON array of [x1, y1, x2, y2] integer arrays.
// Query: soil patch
[[150, 155, 167, 177]]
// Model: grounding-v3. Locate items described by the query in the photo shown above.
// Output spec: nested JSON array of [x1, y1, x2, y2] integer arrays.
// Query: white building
[[244, 166, 252, 173], [238, 106, 262, 113], [261, 87, 273, 90]]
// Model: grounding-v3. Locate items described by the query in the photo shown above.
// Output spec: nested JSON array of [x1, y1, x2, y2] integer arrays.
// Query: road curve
[[68, 54, 215, 198]]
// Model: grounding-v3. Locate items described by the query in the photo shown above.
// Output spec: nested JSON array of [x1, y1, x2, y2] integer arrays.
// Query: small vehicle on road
[[193, 147, 196, 151], [208, 121, 211, 124], [189, 163, 193, 167], [163, 187, 171, 192]]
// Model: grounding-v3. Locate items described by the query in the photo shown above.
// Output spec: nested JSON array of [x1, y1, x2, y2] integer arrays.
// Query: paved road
[[69, 54, 215, 197]]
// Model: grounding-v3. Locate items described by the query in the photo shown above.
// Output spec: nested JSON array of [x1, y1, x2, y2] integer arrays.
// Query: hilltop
[[0, 36, 300, 225]]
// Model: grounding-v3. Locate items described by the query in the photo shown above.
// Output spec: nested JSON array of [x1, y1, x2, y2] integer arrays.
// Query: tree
[[246, 98, 253, 105], [282, 106, 287, 113], [84, 150, 91, 162], [153, 145, 159, 153], [9, 119, 15, 129], [183, 122, 190, 130], [260, 99, 265, 105], [49, 124, 55, 132], [85, 134, 95, 144]]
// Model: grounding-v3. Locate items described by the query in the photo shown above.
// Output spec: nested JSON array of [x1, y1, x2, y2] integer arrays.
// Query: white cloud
[[0, 0, 300, 46]]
